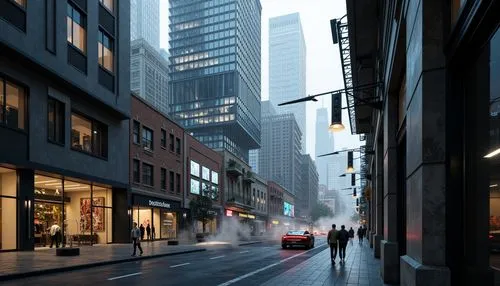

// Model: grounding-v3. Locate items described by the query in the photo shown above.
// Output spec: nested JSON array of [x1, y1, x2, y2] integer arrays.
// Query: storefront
[[131, 194, 181, 240], [0, 167, 126, 251]]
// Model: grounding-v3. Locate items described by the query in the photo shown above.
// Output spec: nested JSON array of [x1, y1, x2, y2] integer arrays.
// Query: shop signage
[[226, 210, 233, 216], [272, 220, 279, 225], [133, 194, 180, 210], [238, 213, 255, 219], [239, 213, 248, 218]]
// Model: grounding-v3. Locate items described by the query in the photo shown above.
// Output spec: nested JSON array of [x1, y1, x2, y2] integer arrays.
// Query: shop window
[[133, 159, 140, 183], [0, 78, 27, 130], [71, 112, 108, 158], [169, 133, 174, 151], [132, 120, 140, 144], [142, 163, 153, 186], [142, 126, 153, 151], [98, 29, 113, 73], [176, 173, 181, 194], [67, 3, 86, 54], [48, 98, 65, 144], [176, 138, 181, 154], [34, 174, 64, 248], [169, 171, 175, 193], [0, 167, 17, 250], [161, 129, 167, 148], [161, 168, 167, 190], [160, 211, 177, 239], [99, 0, 113, 13]]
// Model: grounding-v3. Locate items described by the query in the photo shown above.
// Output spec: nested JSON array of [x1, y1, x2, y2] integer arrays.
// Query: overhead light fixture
[[330, 19, 339, 44], [485, 148, 500, 158], [346, 151, 355, 173], [35, 179, 59, 184], [356, 198, 359, 207], [351, 174, 356, 186], [329, 93, 345, 132], [352, 188, 357, 198]]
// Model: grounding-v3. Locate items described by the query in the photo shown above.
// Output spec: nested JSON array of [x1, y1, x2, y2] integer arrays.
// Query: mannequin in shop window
[[146, 224, 151, 240]]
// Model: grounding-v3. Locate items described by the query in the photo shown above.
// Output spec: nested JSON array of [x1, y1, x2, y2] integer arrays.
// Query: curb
[[0, 248, 206, 282]]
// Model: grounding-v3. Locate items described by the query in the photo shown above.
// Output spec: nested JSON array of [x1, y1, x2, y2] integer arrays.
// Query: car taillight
[[489, 235, 494, 239]]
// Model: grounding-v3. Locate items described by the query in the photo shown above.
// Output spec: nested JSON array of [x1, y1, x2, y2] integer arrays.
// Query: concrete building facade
[[345, 0, 500, 284]]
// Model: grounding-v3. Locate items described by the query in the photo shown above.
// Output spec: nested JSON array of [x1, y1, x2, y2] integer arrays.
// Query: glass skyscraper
[[269, 13, 307, 151], [130, 0, 160, 50], [169, 0, 262, 162]]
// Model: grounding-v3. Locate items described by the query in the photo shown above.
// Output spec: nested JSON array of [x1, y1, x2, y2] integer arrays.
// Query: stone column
[[374, 136, 384, 258], [400, 0, 450, 284], [381, 91, 399, 283]]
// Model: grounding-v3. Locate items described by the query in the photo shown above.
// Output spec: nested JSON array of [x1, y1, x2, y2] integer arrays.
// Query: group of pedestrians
[[130, 222, 157, 256], [327, 224, 368, 265]]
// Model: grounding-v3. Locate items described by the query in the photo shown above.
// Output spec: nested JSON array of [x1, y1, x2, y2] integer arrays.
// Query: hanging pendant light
[[346, 151, 355, 173], [328, 93, 345, 132]]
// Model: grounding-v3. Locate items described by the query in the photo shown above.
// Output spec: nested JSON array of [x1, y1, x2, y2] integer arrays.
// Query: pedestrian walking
[[338, 225, 349, 264], [140, 224, 145, 241], [327, 224, 339, 264], [146, 223, 151, 240], [131, 222, 143, 256], [348, 227, 355, 245], [357, 227, 364, 245], [152, 225, 156, 240], [49, 223, 61, 248]]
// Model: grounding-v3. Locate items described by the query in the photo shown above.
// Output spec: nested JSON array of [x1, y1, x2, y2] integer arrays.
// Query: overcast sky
[[159, 0, 363, 158]]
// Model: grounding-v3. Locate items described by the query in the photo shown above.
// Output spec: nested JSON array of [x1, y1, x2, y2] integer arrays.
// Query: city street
[[4, 237, 330, 286]]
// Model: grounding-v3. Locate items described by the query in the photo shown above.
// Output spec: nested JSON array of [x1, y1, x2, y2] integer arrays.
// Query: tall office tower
[[269, 13, 307, 151], [130, 0, 160, 50], [169, 0, 262, 162], [329, 151, 349, 191], [130, 39, 170, 114], [298, 154, 319, 218], [249, 100, 276, 172], [258, 113, 302, 196], [315, 108, 335, 187]]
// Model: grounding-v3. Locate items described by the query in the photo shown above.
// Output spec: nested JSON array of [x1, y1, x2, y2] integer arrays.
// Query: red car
[[282, 230, 315, 249]]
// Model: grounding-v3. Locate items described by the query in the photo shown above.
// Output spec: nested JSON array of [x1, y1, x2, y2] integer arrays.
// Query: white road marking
[[210, 255, 225, 260], [107, 272, 142, 281], [239, 251, 250, 254], [216, 243, 327, 286], [170, 262, 191, 268]]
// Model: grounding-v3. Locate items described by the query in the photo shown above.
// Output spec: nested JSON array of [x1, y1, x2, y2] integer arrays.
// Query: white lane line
[[210, 255, 225, 260], [239, 251, 250, 254], [170, 262, 191, 268], [107, 272, 142, 281], [216, 243, 327, 286]]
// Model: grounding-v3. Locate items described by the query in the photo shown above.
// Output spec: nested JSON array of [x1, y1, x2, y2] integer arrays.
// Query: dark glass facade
[[169, 0, 261, 162]]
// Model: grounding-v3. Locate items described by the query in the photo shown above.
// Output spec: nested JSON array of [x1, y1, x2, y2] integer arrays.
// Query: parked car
[[281, 230, 315, 249]]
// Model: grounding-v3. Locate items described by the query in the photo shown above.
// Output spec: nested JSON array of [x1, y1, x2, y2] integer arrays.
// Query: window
[[0, 78, 26, 130], [67, 3, 86, 54], [190, 161, 200, 177], [202, 167, 210, 181], [169, 171, 175, 193], [190, 179, 200, 195], [98, 30, 113, 72], [169, 134, 174, 151], [133, 159, 140, 183], [71, 112, 108, 158], [142, 126, 153, 151], [48, 98, 65, 144], [132, 120, 140, 144], [176, 138, 181, 154], [211, 171, 218, 184], [13, 0, 26, 8], [176, 173, 181, 194], [161, 168, 167, 190], [142, 163, 153, 186], [99, 0, 113, 13], [161, 129, 167, 148]]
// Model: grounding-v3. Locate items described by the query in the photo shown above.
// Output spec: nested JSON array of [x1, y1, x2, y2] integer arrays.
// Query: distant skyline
[[159, 0, 363, 158]]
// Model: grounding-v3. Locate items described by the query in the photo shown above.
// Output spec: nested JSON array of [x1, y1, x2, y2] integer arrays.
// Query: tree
[[189, 185, 218, 233], [310, 202, 334, 222]]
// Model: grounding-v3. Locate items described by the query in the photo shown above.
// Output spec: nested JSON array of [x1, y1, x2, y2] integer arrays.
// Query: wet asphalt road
[[5, 236, 328, 286]]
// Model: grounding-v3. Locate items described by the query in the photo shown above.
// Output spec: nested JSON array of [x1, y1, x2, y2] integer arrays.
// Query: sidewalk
[[262, 241, 393, 286], [0, 241, 206, 281]]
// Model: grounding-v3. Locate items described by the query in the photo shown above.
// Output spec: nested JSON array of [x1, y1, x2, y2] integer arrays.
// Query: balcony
[[243, 171, 256, 183], [226, 195, 253, 210], [226, 159, 243, 177]]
